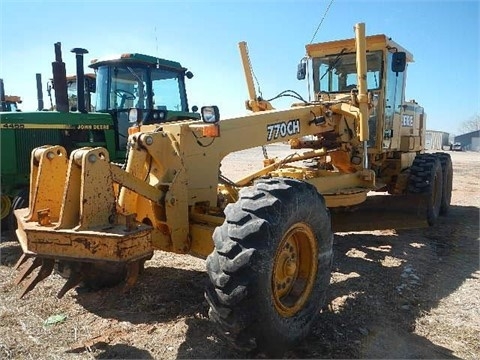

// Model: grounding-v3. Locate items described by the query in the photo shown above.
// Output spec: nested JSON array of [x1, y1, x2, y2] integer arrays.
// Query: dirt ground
[[0, 146, 478, 359]]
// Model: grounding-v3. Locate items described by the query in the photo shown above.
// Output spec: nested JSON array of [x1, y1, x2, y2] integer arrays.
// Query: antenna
[[154, 26, 160, 68], [309, 0, 335, 44]]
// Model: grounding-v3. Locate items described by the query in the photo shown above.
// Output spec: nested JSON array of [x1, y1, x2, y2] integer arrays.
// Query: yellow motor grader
[[12, 23, 452, 355]]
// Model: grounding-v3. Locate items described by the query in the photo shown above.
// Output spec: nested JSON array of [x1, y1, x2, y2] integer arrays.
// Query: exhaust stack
[[36, 73, 44, 111], [0, 78, 6, 111], [52, 42, 69, 112], [71, 48, 89, 113]]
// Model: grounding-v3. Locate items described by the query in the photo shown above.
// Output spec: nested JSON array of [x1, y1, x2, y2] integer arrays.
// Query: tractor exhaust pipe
[[71, 48, 89, 113], [52, 42, 69, 113], [36, 73, 44, 111], [0, 78, 6, 111]]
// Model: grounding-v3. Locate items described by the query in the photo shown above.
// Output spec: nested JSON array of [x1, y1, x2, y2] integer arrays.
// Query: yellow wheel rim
[[272, 222, 318, 317], [1, 195, 12, 220]]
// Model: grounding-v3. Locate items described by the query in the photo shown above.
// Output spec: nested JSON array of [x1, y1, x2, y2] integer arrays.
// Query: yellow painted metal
[[354, 23, 369, 143], [125, 131, 190, 253], [306, 34, 414, 63], [189, 223, 215, 258], [56, 148, 82, 229], [111, 163, 164, 204], [188, 210, 223, 257], [76, 148, 115, 230], [272, 222, 318, 317], [238, 41, 274, 112], [235, 148, 326, 187], [322, 190, 368, 207], [15, 208, 152, 262], [26, 145, 68, 223], [306, 170, 375, 194], [238, 41, 257, 106]]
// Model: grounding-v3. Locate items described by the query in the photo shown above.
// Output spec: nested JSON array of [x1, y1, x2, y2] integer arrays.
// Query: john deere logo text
[[266, 119, 300, 141]]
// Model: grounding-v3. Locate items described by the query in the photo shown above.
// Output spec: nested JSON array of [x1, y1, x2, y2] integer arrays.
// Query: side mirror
[[185, 70, 194, 79], [391, 52, 406, 73], [297, 58, 307, 80], [191, 105, 198, 112]]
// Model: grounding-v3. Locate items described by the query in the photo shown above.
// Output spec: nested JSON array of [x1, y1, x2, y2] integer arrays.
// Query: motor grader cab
[[297, 34, 426, 168], [12, 23, 452, 356]]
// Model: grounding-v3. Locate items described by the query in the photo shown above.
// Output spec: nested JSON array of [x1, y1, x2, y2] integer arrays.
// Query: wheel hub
[[272, 223, 318, 317], [1, 195, 12, 220]]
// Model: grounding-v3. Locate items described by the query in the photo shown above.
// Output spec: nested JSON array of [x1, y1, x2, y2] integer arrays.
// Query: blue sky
[[1, 0, 479, 135]]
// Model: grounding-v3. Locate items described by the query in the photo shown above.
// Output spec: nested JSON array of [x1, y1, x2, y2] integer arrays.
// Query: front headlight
[[201, 106, 220, 124], [128, 108, 140, 123]]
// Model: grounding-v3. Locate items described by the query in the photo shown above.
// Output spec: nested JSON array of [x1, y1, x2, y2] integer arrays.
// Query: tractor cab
[[89, 53, 200, 149], [0, 79, 22, 112], [1, 96, 22, 112], [65, 73, 96, 112], [303, 35, 425, 153]]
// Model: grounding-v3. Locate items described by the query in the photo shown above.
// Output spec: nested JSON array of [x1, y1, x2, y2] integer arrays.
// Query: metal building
[[454, 130, 480, 151], [425, 130, 450, 150]]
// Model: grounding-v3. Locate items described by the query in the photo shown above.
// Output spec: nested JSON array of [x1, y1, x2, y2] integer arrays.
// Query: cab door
[[383, 52, 406, 150]]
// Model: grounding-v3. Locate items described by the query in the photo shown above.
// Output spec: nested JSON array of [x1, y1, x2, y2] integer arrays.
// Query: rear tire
[[434, 152, 453, 215], [1, 194, 12, 232], [408, 154, 443, 226], [7, 188, 29, 240], [205, 178, 333, 356]]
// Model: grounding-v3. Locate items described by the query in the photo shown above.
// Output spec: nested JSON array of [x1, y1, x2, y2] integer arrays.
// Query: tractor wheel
[[408, 154, 443, 226], [1, 194, 12, 232], [434, 152, 453, 215], [205, 178, 333, 356], [7, 188, 29, 240]]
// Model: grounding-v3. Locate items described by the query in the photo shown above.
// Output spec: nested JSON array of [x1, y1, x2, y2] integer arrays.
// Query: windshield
[[151, 68, 187, 111], [312, 50, 383, 93], [95, 64, 188, 112]]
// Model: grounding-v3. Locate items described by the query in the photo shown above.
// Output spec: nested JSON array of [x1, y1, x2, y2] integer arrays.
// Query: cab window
[[313, 50, 383, 93]]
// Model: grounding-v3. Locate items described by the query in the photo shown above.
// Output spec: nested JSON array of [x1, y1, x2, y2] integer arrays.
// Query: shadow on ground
[[1, 205, 477, 359]]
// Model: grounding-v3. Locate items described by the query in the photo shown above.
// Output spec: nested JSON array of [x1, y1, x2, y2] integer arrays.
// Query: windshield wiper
[[320, 48, 347, 82]]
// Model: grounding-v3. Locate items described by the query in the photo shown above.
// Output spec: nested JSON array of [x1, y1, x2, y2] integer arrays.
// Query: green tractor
[[1, 42, 199, 231]]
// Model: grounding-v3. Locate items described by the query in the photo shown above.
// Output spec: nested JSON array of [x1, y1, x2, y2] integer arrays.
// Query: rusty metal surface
[[57, 270, 84, 299], [14, 257, 42, 285], [18, 259, 54, 299], [16, 208, 153, 262]]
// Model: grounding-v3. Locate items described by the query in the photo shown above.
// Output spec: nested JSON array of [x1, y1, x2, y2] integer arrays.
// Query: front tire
[[6, 188, 29, 240], [205, 178, 333, 356], [408, 154, 443, 226]]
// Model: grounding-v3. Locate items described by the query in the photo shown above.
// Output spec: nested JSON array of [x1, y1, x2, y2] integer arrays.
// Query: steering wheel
[[114, 89, 135, 100]]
